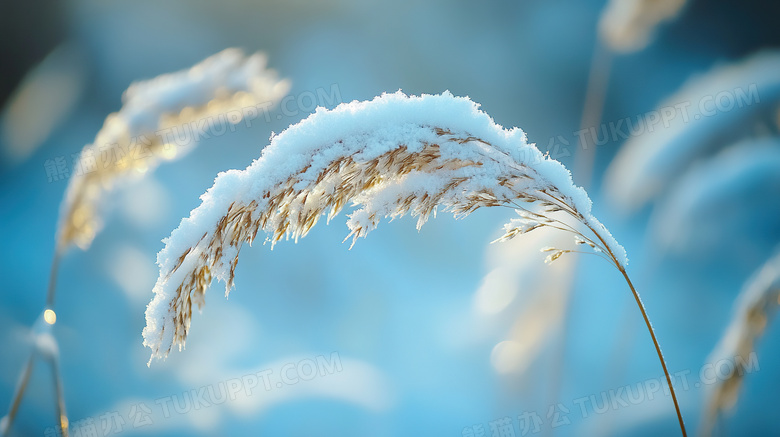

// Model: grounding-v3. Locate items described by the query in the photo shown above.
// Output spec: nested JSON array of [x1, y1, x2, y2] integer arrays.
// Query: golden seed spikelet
[[143, 91, 627, 363], [57, 49, 290, 253], [702, 251, 780, 434]]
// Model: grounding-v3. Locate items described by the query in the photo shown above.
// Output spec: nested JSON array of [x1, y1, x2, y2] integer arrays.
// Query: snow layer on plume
[[650, 139, 780, 253], [605, 51, 780, 214], [119, 48, 286, 135], [58, 48, 289, 251], [144, 91, 626, 359]]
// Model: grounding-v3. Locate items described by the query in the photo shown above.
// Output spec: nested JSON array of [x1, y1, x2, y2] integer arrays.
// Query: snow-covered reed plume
[[57, 48, 290, 252], [598, 0, 687, 53], [1, 48, 290, 437], [143, 91, 687, 435], [702, 250, 780, 435], [143, 91, 626, 359], [605, 52, 780, 214], [649, 140, 780, 254]]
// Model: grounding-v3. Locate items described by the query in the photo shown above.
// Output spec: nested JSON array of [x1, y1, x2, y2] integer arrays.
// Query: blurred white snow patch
[[120, 177, 171, 229], [0, 416, 7, 436], [99, 397, 221, 434], [650, 140, 780, 254], [490, 340, 526, 374], [0, 42, 86, 165], [34, 332, 60, 358], [0, 316, 31, 380], [107, 244, 157, 305], [118, 358, 392, 433], [229, 357, 395, 415], [605, 51, 780, 214], [579, 389, 693, 436], [473, 268, 517, 315], [158, 304, 260, 386]]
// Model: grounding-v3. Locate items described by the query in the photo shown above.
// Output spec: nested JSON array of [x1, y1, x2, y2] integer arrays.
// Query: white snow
[[605, 51, 780, 213], [58, 48, 289, 251], [650, 139, 780, 253], [144, 91, 627, 360]]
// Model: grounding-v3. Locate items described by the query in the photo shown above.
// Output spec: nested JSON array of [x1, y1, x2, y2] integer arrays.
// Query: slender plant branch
[[507, 191, 686, 435], [505, 188, 684, 435], [46, 250, 62, 308], [546, 38, 612, 437], [2, 356, 34, 437], [47, 354, 69, 437], [573, 39, 613, 188], [504, 198, 615, 266], [619, 267, 686, 436], [586, 222, 687, 437], [3, 251, 69, 437]]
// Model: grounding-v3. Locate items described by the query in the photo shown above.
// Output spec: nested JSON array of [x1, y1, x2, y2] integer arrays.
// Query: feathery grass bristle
[[57, 49, 289, 253], [143, 92, 627, 361], [702, 251, 780, 434]]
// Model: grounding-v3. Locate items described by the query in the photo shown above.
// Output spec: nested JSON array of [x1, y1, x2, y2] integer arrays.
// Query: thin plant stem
[[3, 251, 69, 437], [503, 200, 612, 260], [547, 39, 611, 436], [573, 39, 613, 188], [586, 223, 687, 437], [46, 354, 69, 437], [2, 356, 34, 437], [46, 250, 62, 308], [618, 266, 686, 436]]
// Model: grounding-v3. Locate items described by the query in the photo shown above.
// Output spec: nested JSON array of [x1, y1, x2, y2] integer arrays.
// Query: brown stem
[[47, 248, 69, 437], [4, 251, 68, 437], [585, 223, 687, 436], [573, 39, 613, 189], [46, 249, 62, 308], [47, 354, 69, 437], [618, 266, 686, 436], [543, 43, 612, 425], [2, 356, 34, 437]]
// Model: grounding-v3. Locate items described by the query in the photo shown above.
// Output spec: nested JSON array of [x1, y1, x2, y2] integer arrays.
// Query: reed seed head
[[143, 91, 627, 363], [57, 49, 289, 253]]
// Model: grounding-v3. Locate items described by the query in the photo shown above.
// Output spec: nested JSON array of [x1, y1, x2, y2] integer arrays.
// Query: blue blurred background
[[1, 0, 780, 435]]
